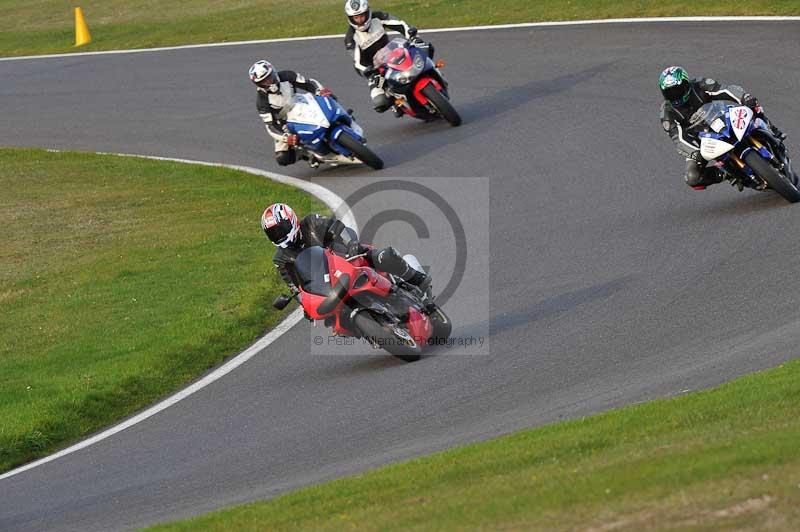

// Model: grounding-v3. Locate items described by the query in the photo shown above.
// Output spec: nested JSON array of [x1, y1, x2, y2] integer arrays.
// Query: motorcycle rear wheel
[[337, 132, 384, 170], [354, 311, 422, 362], [744, 151, 800, 203], [421, 84, 461, 127]]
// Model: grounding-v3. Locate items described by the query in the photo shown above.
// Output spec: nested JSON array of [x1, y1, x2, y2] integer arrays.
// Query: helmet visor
[[256, 71, 279, 91], [662, 81, 690, 104], [349, 10, 370, 28], [265, 218, 292, 245]]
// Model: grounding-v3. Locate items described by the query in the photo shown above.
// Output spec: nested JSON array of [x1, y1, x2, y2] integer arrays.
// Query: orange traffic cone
[[75, 7, 92, 47]]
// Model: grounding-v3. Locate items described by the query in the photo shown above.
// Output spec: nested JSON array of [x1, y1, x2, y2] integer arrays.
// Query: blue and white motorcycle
[[280, 93, 384, 170], [690, 100, 799, 203]]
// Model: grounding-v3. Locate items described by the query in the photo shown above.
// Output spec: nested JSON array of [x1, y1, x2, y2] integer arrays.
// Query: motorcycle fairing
[[294, 246, 331, 296], [729, 106, 753, 141], [284, 94, 366, 157]]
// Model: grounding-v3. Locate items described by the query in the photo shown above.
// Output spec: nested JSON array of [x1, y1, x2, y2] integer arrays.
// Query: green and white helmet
[[659, 66, 691, 106]]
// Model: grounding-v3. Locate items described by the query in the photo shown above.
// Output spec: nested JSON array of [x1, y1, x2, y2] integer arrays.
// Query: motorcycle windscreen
[[688, 101, 737, 132], [284, 93, 330, 128], [294, 246, 331, 296], [373, 38, 406, 69]]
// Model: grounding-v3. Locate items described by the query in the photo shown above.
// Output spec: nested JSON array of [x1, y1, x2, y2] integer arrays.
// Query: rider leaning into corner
[[262, 203, 432, 305], [249, 60, 336, 167], [343, 0, 434, 114], [658, 65, 788, 190]]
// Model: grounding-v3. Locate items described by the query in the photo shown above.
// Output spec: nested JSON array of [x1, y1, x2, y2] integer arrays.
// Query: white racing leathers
[[256, 71, 322, 164], [344, 12, 416, 105]]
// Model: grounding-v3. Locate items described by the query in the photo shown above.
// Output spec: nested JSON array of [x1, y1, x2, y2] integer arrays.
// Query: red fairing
[[413, 77, 442, 105], [387, 48, 414, 71], [406, 306, 433, 344], [297, 251, 392, 336]]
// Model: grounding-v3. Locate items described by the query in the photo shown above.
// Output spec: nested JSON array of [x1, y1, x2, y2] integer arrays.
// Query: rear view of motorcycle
[[689, 101, 800, 202]]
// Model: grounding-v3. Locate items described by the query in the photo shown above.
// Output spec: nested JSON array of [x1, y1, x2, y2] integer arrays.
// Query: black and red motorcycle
[[371, 37, 461, 127], [273, 246, 451, 362]]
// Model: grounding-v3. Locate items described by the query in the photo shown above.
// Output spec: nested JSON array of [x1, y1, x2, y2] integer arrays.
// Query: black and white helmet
[[249, 60, 280, 93], [345, 0, 371, 31]]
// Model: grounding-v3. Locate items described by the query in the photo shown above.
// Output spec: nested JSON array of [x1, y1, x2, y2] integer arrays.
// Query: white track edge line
[[1, 16, 798, 62], [0, 152, 355, 482]]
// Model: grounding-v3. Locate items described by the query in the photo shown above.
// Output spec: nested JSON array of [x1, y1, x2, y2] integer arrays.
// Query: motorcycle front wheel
[[354, 311, 422, 362], [744, 150, 800, 203], [421, 84, 461, 127], [337, 133, 384, 170]]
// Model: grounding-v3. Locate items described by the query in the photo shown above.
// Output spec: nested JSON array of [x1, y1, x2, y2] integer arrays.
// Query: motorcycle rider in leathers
[[249, 60, 336, 168], [343, 0, 434, 115], [262, 203, 431, 300], [659, 65, 787, 190]]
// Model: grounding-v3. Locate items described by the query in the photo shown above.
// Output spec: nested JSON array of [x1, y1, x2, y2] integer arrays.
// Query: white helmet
[[249, 60, 280, 93], [345, 0, 371, 31]]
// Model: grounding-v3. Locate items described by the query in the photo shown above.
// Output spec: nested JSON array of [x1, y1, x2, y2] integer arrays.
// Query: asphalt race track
[[2, 21, 800, 531]]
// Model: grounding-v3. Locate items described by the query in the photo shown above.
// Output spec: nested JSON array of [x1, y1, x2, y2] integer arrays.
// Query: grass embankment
[[149, 359, 800, 531], [0, 148, 325, 473], [1, 0, 799, 57]]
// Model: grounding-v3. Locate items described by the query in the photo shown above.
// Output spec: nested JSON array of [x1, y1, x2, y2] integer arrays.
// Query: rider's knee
[[372, 93, 392, 113], [275, 150, 296, 166]]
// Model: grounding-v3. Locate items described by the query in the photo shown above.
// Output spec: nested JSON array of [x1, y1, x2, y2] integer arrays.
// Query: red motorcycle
[[372, 37, 461, 127], [273, 246, 451, 362]]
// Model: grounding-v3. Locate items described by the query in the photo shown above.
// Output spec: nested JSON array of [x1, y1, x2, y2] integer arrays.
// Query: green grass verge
[[0, 148, 325, 473], [2, 0, 799, 57], [147, 359, 800, 531]]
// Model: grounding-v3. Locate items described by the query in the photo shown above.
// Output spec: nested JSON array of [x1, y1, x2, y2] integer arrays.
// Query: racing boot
[[406, 269, 432, 300], [771, 124, 788, 141]]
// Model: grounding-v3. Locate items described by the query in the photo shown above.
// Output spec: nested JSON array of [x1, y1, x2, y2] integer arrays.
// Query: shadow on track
[[441, 276, 631, 347], [670, 191, 790, 220], [377, 62, 617, 167]]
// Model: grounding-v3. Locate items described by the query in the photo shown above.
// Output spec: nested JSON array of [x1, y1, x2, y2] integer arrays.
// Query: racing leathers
[[660, 77, 785, 189], [273, 213, 430, 296], [257, 70, 324, 166], [344, 12, 433, 112]]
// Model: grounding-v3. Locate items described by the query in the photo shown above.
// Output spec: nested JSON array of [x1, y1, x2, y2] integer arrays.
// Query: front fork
[[723, 134, 787, 189]]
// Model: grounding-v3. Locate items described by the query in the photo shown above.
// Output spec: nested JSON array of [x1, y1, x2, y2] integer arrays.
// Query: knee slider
[[276, 150, 296, 166], [372, 94, 392, 113]]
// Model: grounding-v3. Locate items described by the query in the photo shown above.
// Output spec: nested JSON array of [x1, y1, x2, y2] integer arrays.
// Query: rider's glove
[[285, 134, 300, 147], [407, 27, 418, 38], [368, 73, 384, 90], [346, 241, 365, 258], [689, 150, 704, 163]]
